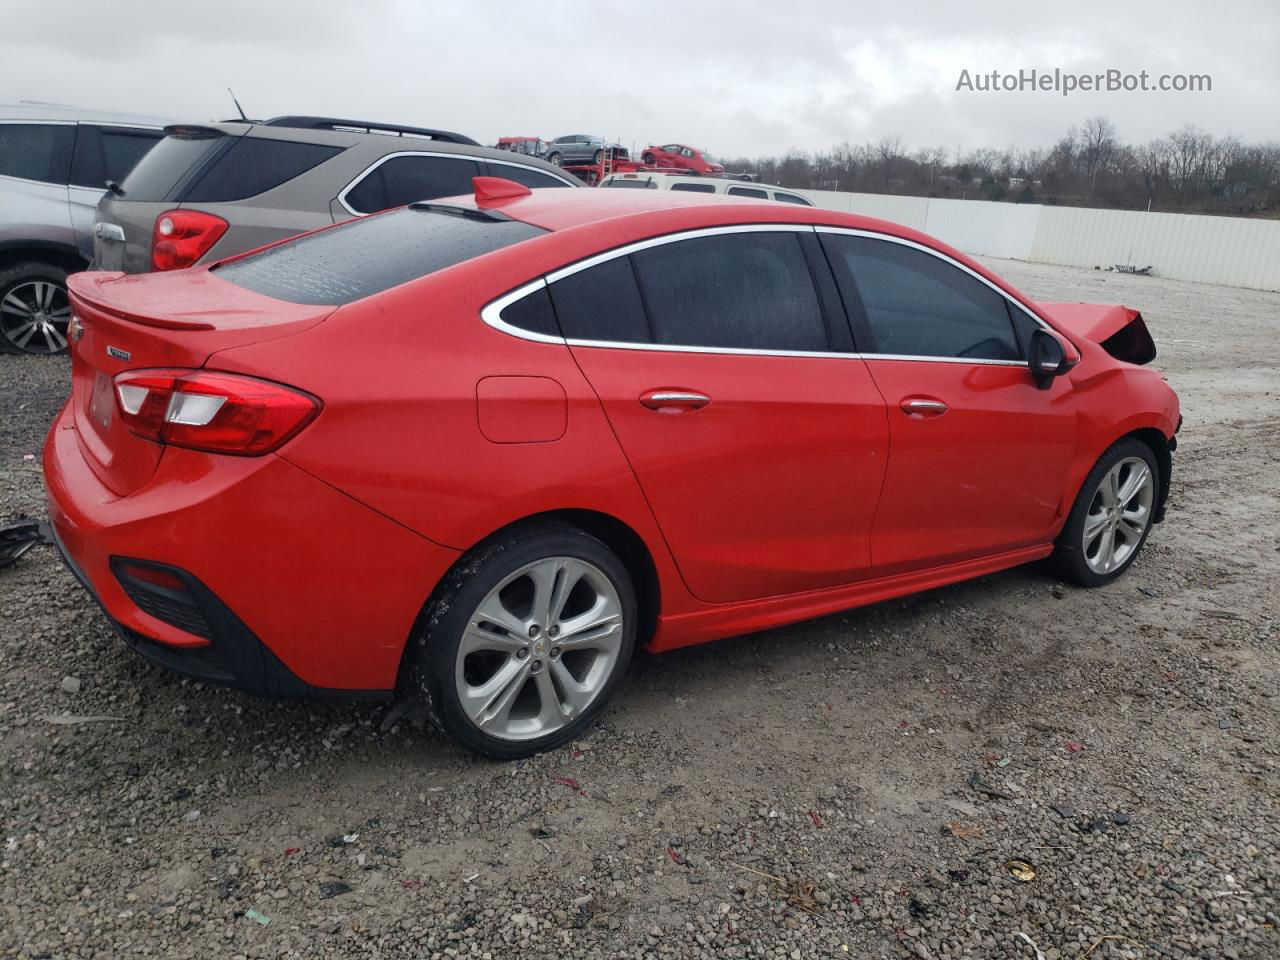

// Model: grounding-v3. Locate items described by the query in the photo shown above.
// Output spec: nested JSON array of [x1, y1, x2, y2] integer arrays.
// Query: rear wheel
[[412, 522, 637, 759], [1052, 438, 1159, 586], [593, 149, 604, 164], [0, 262, 72, 355]]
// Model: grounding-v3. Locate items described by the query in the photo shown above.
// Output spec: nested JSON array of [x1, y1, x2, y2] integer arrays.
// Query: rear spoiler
[[67, 272, 216, 331]]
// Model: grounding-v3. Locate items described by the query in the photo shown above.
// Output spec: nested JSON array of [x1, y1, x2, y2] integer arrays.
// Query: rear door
[[552, 226, 890, 604], [68, 124, 162, 260], [819, 228, 1076, 573]]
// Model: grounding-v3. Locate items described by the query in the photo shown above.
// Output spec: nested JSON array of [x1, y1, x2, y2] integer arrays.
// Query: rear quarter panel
[[205, 247, 698, 617]]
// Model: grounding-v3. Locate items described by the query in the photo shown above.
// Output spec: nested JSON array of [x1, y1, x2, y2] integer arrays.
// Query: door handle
[[640, 390, 711, 413], [900, 397, 948, 417]]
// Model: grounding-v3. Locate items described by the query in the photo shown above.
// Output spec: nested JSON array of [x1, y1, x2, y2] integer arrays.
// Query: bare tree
[[1080, 116, 1118, 194]]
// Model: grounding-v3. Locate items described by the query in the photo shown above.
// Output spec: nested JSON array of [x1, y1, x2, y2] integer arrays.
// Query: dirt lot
[[1, 259, 1277, 960]]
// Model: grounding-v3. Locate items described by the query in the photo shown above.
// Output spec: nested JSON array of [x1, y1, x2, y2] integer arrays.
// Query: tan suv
[[93, 115, 579, 275]]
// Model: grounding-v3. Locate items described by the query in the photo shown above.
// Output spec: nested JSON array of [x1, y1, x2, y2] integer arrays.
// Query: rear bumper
[[51, 526, 360, 698], [43, 401, 460, 696]]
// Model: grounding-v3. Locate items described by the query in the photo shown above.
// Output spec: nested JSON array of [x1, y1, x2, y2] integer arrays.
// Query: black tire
[[593, 149, 604, 165], [412, 521, 637, 759], [547, 152, 563, 166], [642, 152, 656, 165], [1051, 438, 1160, 587], [0, 261, 72, 356]]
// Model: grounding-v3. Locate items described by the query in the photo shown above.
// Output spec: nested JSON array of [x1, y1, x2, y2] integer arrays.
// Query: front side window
[[345, 155, 481, 213], [0, 123, 75, 184], [823, 234, 1022, 361], [630, 232, 827, 352], [773, 192, 812, 206], [670, 182, 716, 193]]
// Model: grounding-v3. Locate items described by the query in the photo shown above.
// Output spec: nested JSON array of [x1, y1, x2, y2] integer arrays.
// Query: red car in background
[[641, 143, 725, 175], [45, 180, 1179, 759]]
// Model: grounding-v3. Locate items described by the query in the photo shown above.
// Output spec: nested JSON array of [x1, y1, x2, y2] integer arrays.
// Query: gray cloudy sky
[[3, 0, 1276, 158]]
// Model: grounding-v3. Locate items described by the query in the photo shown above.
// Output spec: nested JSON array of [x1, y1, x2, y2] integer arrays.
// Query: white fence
[[796, 189, 1280, 291]]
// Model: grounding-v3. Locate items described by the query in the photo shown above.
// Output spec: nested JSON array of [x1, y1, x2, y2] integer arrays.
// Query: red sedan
[[641, 143, 725, 175], [45, 180, 1180, 758]]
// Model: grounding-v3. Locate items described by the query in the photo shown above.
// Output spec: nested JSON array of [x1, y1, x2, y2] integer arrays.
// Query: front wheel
[[642, 152, 656, 165], [412, 522, 637, 759], [547, 152, 563, 166], [1051, 438, 1159, 587]]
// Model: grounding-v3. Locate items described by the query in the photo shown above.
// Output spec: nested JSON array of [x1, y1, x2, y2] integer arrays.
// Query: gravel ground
[[1, 259, 1277, 960]]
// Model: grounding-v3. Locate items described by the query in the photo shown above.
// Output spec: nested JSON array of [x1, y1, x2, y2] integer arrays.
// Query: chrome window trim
[[483, 222, 1049, 365], [479, 278, 565, 345], [0, 119, 76, 125], [337, 150, 577, 216]]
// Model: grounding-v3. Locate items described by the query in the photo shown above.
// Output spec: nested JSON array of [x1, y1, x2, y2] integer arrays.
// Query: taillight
[[151, 210, 228, 271], [113, 369, 320, 455]]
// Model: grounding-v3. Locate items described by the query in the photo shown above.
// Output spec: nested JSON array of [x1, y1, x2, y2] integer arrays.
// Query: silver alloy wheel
[[455, 556, 624, 742], [1, 280, 71, 354], [1083, 456, 1155, 575]]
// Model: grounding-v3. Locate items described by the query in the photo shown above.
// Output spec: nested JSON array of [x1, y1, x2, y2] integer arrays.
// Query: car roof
[[161, 119, 569, 174], [451, 186, 853, 233], [439, 187, 1042, 317], [0, 101, 173, 127]]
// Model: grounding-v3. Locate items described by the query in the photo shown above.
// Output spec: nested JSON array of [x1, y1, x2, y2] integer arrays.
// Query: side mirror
[[1028, 329, 1074, 389]]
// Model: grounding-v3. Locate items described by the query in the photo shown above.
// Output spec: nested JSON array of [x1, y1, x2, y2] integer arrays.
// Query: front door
[[820, 229, 1076, 573]]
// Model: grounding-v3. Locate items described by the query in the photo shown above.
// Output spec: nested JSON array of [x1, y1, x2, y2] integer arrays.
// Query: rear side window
[[549, 257, 650, 343], [726, 186, 768, 199], [215, 208, 545, 305], [602, 178, 656, 189], [0, 124, 75, 184], [183, 137, 341, 202], [71, 126, 162, 188], [823, 234, 1021, 361], [670, 182, 716, 193], [486, 163, 570, 190], [774, 192, 812, 206], [118, 131, 225, 201], [345, 155, 481, 214], [499, 285, 560, 338], [631, 233, 827, 352]]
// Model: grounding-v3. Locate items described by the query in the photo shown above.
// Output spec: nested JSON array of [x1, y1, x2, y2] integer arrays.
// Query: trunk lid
[[67, 269, 334, 496], [1038, 301, 1157, 365]]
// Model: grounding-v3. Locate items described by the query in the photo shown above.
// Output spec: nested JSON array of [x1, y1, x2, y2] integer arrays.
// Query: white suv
[[599, 171, 814, 206], [0, 103, 167, 354]]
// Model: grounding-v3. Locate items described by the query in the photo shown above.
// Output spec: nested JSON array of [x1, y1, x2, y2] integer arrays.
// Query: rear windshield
[[214, 207, 546, 305], [118, 132, 224, 201]]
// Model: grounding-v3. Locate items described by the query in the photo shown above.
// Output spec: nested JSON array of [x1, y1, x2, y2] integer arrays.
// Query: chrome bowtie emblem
[[69, 316, 84, 341]]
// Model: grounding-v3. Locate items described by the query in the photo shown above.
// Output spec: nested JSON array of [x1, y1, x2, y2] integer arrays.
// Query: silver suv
[[1, 103, 167, 354], [93, 116, 579, 278]]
